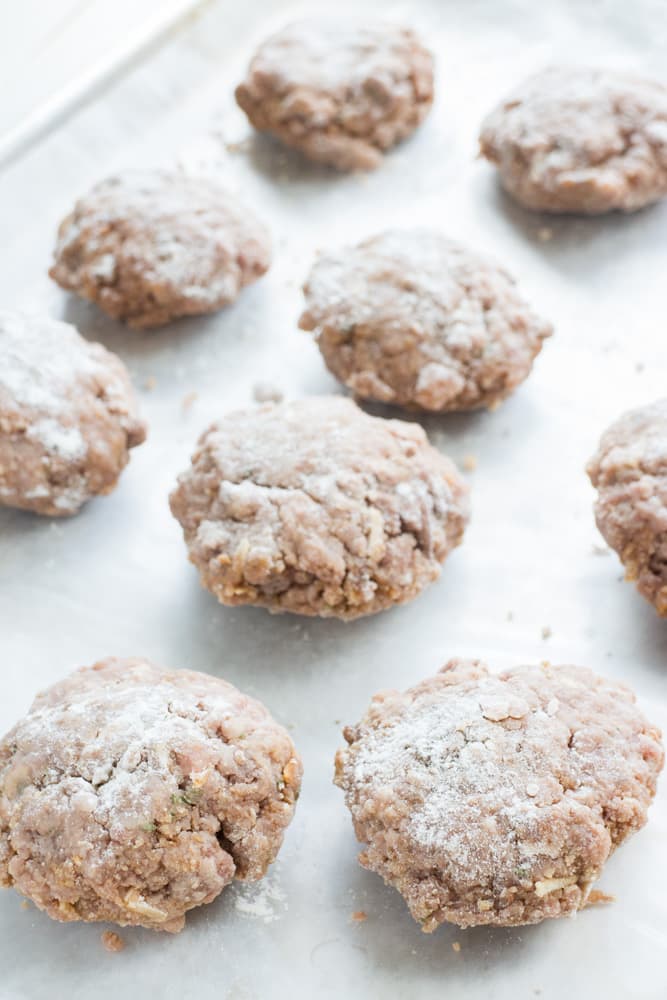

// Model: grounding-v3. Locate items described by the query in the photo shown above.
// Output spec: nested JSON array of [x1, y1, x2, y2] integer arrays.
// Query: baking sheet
[[1, 1, 667, 997], [0, 0, 207, 168]]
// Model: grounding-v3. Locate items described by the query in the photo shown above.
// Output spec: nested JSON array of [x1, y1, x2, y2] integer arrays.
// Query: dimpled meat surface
[[0, 658, 302, 932], [299, 230, 552, 412], [479, 67, 667, 213], [169, 396, 469, 619], [335, 659, 663, 930], [235, 19, 433, 171], [0, 311, 146, 516], [50, 170, 271, 328], [588, 399, 667, 615]]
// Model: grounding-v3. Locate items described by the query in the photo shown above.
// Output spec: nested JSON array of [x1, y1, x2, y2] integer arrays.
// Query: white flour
[[232, 872, 287, 923]]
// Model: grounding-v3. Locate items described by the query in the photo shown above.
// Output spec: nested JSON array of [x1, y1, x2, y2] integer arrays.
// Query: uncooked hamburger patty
[[299, 230, 552, 411], [0, 657, 302, 932], [49, 170, 271, 328], [479, 67, 667, 214], [587, 399, 667, 616], [235, 19, 434, 171], [0, 311, 146, 516], [335, 659, 663, 930], [169, 396, 469, 619]]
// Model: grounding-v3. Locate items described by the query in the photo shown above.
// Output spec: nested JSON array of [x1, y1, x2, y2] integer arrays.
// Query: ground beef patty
[[235, 19, 434, 171], [588, 399, 667, 616], [0, 657, 302, 932], [479, 67, 667, 214], [169, 396, 469, 619], [299, 230, 552, 411], [335, 659, 663, 930], [50, 170, 271, 328], [0, 311, 146, 516]]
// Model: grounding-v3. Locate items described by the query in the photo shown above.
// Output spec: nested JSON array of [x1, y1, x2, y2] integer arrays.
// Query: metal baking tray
[[1, 1, 666, 998]]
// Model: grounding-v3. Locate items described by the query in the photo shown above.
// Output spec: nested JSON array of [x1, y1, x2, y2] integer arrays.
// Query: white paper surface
[[0, 1, 666, 997]]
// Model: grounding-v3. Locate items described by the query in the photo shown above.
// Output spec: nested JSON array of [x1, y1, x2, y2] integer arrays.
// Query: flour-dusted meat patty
[[0, 311, 146, 516], [479, 67, 667, 214], [235, 19, 434, 171], [335, 659, 663, 930], [299, 230, 552, 411], [169, 396, 469, 619], [587, 399, 667, 615], [50, 170, 271, 328], [0, 657, 302, 932]]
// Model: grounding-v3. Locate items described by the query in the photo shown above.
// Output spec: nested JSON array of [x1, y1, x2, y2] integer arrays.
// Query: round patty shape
[[169, 396, 469, 619], [299, 230, 553, 412], [49, 170, 271, 328], [479, 67, 667, 214], [235, 19, 434, 171], [335, 659, 664, 931], [0, 657, 302, 932], [587, 399, 667, 616], [0, 311, 146, 516]]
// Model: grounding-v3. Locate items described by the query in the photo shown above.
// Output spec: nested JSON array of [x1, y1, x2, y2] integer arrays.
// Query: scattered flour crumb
[[452, 941, 461, 952], [233, 873, 287, 923], [225, 137, 253, 155], [351, 910, 368, 923], [253, 382, 284, 404], [537, 227, 553, 242], [462, 454, 477, 472], [541, 625, 552, 640], [182, 390, 198, 412], [101, 930, 125, 953], [585, 889, 615, 907], [143, 376, 157, 391]]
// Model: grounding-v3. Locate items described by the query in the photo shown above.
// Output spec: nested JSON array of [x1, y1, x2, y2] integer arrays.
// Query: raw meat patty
[[588, 399, 667, 615], [335, 659, 663, 930], [479, 67, 667, 214], [299, 230, 552, 411], [235, 19, 434, 171], [0, 311, 146, 516], [0, 657, 302, 932], [50, 170, 271, 328], [169, 396, 469, 619]]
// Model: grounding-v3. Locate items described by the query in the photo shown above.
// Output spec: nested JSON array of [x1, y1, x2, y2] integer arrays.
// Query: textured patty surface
[[0, 311, 145, 516], [588, 399, 667, 615], [479, 67, 667, 213], [235, 19, 433, 170], [0, 658, 302, 932], [335, 658, 663, 930], [300, 230, 552, 411], [50, 170, 271, 328], [169, 396, 469, 619]]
